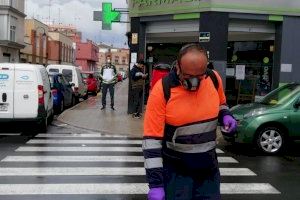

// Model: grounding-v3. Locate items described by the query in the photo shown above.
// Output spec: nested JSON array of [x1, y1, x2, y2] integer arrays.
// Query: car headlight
[[243, 109, 264, 119]]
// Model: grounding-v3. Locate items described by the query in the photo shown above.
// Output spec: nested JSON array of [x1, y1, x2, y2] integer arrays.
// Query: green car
[[222, 83, 300, 154]]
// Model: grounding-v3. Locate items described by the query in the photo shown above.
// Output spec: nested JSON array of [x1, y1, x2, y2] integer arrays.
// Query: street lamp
[[36, 26, 47, 41], [35, 26, 48, 65]]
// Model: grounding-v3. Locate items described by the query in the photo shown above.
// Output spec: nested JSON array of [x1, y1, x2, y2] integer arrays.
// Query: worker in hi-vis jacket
[[143, 44, 237, 200]]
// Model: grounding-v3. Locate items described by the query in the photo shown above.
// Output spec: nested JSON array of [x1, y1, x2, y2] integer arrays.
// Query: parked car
[[48, 73, 74, 114], [117, 73, 123, 82], [222, 83, 300, 154], [46, 65, 88, 103], [0, 63, 54, 132], [81, 71, 100, 95]]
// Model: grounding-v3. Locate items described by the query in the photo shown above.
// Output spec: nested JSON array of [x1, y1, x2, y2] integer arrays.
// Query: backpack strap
[[206, 69, 219, 91], [162, 75, 171, 102]]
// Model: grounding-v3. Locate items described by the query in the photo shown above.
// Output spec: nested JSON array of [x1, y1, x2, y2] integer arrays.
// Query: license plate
[[0, 104, 8, 112]]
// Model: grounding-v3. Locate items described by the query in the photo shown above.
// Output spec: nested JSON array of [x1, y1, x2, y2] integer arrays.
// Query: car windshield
[[82, 73, 89, 79], [260, 84, 300, 105], [49, 75, 58, 89], [62, 69, 72, 82], [49, 68, 59, 73]]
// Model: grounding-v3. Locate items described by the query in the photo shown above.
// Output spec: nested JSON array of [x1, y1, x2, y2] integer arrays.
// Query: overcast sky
[[25, 0, 129, 48]]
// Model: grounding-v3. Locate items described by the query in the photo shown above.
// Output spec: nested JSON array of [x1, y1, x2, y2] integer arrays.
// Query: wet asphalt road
[[0, 121, 300, 200]]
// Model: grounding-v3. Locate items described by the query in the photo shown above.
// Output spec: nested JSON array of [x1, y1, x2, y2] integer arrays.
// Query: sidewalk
[[58, 79, 144, 137]]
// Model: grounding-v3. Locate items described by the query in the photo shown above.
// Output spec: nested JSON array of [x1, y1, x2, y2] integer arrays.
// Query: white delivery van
[[0, 64, 54, 132], [46, 65, 87, 103]]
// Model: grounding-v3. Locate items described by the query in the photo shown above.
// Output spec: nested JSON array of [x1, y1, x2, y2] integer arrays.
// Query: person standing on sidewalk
[[143, 44, 237, 200], [100, 56, 117, 110], [130, 60, 148, 118]]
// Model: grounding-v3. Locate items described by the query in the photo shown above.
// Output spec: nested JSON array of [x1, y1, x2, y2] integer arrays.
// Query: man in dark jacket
[[130, 60, 148, 118]]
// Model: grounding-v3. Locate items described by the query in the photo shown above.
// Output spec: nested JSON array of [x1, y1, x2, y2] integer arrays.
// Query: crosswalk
[[0, 133, 281, 199]]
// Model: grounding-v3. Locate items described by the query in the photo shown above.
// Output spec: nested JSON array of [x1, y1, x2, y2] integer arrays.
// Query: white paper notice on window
[[226, 68, 235, 76], [235, 65, 245, 80], [281, 64, 292, 72], [131, 53, 137, 64]]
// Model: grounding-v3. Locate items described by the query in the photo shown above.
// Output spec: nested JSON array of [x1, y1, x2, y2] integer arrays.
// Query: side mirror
[[294, 99, 300, 108]]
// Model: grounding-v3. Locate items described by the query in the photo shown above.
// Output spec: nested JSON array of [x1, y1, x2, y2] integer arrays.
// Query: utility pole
[[58, 8, 61, 24], [48, 0, 52, 25]]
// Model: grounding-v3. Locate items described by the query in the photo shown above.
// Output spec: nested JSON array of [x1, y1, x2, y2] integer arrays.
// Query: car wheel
[[48, 110, 54, 124], [83, 93, 88, 100], [38, 117, 48, 133], [60, 99, 64, 113], [71, 96, 76, 106], [256, 126, 285, 154]]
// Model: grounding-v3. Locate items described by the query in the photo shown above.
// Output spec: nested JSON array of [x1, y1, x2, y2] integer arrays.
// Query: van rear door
[[14, 65, 38, 118], [0, 64, 14, 119]]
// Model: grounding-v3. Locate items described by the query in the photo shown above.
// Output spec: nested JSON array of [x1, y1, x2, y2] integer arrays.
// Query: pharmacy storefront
[[128, 0, 300, 106]]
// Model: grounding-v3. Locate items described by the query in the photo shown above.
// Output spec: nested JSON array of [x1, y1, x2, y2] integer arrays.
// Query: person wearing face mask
[[100, 56, 117, 110], [143, 44, 237, 200], [130, 60, 148, 118]]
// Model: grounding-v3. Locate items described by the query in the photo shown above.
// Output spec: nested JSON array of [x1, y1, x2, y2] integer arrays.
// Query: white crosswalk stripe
[[0, 133, 280, 198], [0, 167, 256, 176], [0, 183, 280, 195]]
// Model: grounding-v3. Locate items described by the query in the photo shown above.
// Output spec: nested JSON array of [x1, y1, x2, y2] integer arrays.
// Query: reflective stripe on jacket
[[143, 70, 231, 188]]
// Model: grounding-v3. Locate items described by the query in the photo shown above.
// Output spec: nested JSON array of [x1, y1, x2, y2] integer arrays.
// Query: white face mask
[[107, 59, 111, 63]]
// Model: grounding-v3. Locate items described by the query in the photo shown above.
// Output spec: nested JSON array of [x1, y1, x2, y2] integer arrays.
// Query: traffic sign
[[199, 32, 210, 42]]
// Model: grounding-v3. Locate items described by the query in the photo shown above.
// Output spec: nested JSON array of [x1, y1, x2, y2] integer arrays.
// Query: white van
[[0, 64, 54, 132], [46, 65, 87, 103]]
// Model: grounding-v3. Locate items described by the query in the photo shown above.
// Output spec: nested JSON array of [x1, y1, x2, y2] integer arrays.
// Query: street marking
[[16, 146, 142, 152], [16, 146, 224, 154], [219, 168, 256, 176], [1, 156, 144, 162], [27, 139, 142, 145], [0, 183, 280, 195], [0, 167, 255, 176], [1, 156, 236, 163], [36, 134, 130, 138], [0, 133, 21, 136], [0, 167, 146, 176], [221, 183, 281, 194], [218, 157, 238, 163]]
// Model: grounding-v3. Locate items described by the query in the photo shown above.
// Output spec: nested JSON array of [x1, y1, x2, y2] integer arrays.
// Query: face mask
[[182, 76, 201, 91], [107, 60, 111, 63]]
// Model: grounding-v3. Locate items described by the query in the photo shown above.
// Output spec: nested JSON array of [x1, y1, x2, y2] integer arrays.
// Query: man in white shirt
[[100, 56, 117, 110]]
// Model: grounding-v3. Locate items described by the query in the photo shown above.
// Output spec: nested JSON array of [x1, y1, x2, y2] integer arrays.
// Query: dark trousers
[[132, 87, 143, 113], [163, 162, 221, 200], [102, 83, 115, 107]]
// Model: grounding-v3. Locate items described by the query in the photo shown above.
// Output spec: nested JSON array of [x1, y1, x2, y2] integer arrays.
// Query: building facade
[[20, 19, 48, 65], [0, 0, 25, 63], [98, 43, 130, 72], [76, 40, 99, 72], [128, 0, 300, 107], [47, 32, 74, 65]]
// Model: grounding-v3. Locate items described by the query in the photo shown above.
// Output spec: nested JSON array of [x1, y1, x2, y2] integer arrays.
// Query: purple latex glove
[[222, 115, 237, 133], [148, 187, 165, 200]]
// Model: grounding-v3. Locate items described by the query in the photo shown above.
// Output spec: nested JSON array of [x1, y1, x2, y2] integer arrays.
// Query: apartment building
[[0, 0, 25, 62], [47, 31, 74, 65], [20, 19, 48, 65]]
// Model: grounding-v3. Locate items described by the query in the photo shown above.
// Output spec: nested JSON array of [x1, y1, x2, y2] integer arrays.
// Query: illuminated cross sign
[[94, 2, 121, 30]]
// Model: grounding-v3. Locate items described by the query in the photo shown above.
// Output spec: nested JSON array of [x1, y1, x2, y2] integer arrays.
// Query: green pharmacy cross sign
[[94, 2, 121, 30]]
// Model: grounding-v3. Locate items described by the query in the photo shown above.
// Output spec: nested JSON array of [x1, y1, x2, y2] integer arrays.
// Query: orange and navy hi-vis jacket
[[143, 70, 232, 188]]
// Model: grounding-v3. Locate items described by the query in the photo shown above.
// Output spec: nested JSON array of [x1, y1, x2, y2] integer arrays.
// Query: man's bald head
[[177, 44, 208, 77]]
